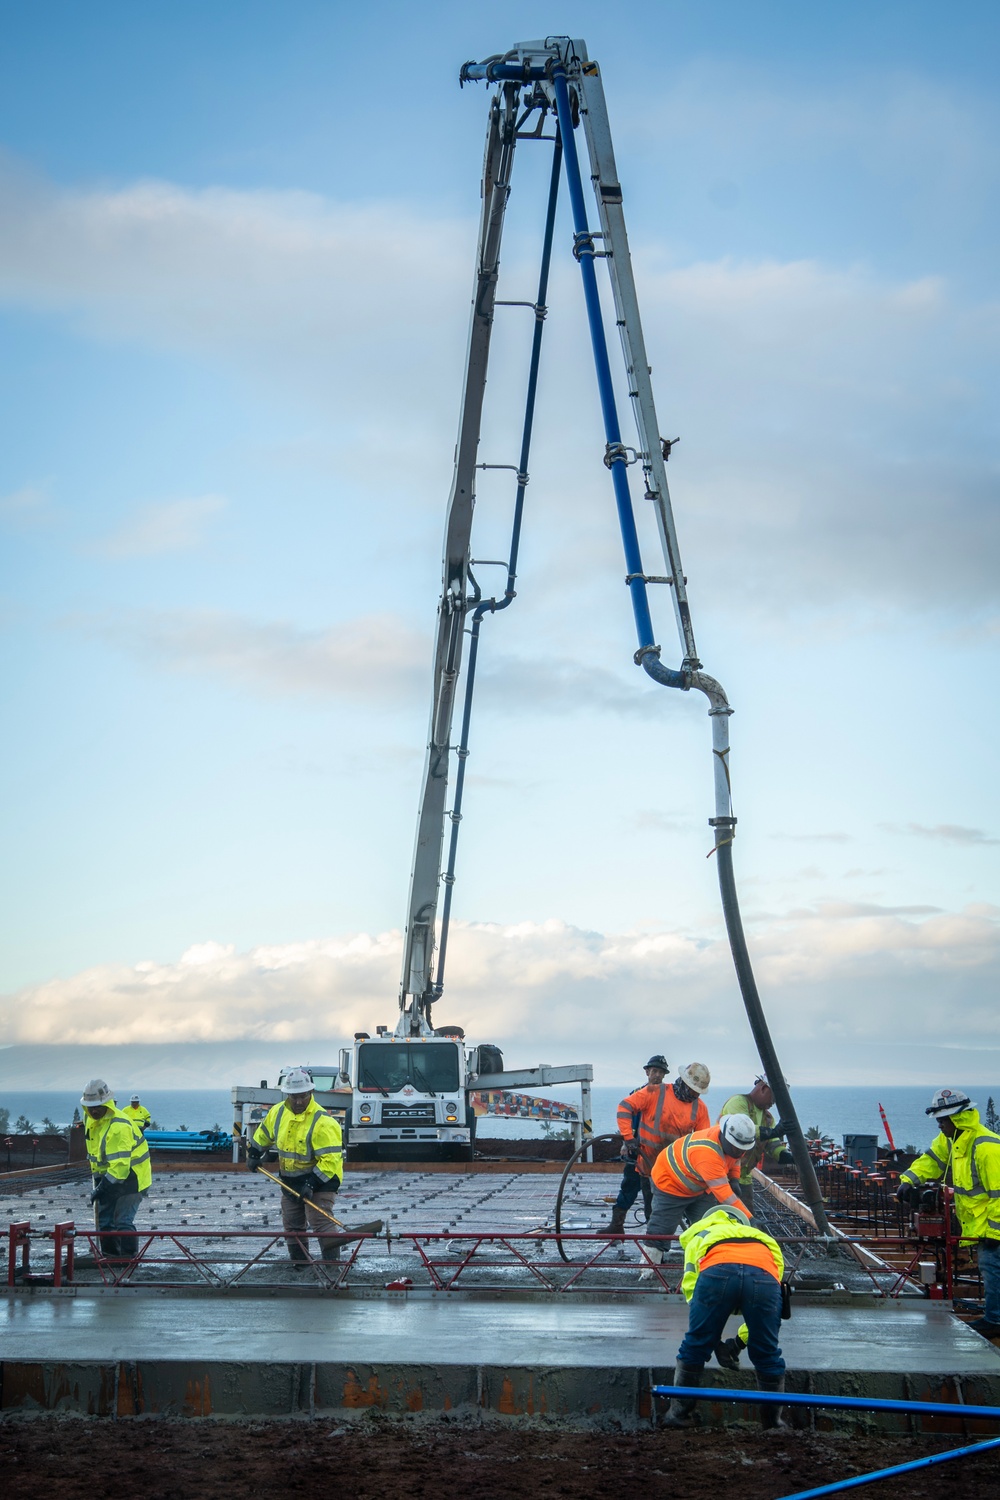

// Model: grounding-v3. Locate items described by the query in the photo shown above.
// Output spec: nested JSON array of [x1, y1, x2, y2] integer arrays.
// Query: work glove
[[89, 1175, 114, 1206], [298, 1177, 315, 1200], [246, 1143, 264, 1173], [896, 1182, 919, 1208], [621, 1141, 640, 1163], [760, 1121, 792, 1141], [776, 1150, 795, 1165]]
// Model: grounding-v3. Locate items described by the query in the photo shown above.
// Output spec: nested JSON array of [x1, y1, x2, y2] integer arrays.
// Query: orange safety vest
[[700, 1238, 780, 1280], [651, 1124, 751, 1221], [617, 1083, 709, 1178]]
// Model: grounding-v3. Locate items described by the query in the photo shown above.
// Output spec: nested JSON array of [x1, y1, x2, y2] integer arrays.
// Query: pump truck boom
[[239, 41, 833, 1213], [382, 36, 831, 1228]]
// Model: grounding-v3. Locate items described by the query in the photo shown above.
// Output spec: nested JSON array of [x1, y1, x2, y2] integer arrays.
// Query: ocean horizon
[[5, 1083, 999, 1155]]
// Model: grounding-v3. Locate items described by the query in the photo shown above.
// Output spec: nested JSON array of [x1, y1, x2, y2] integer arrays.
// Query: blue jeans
[[98, 1188, 147, 1233], [677, 1264, 785, 1379], [615, 1162, 653, 1218], [979, 1238, 1000, 1323]]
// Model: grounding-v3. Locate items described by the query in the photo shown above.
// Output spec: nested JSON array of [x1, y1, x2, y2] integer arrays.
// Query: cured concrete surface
[[2, 1291, 999, 1422]]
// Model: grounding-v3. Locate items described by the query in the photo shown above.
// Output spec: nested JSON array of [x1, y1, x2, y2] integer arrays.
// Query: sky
[[1, 1, 998, 1090]]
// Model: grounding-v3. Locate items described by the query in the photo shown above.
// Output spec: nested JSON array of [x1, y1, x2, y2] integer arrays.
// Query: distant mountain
[[0, 1042, 344, 1090]]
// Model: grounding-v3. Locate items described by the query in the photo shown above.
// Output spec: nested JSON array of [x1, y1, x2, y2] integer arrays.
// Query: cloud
[[93, 494, 227, 558], [0, 161, 469, 419], [886, 822, 1000, 847], [75, 608, 430, 702], [70, 603, 678, 719], [3, 904, 996, 1083], [0, 482, 55, 530], [0, 160, 997, 619]]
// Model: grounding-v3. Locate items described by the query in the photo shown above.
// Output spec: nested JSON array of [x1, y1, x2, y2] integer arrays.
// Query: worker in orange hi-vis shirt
[[604, 1060, 712, 1237], [639, 1114, 758, 1278]]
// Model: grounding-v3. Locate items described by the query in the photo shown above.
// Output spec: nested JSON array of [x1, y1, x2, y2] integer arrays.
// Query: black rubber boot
[[715, 1333, 747, 1371], [598, 1206, 629, 1236], [116, 1232, 139, 1261], [757, 1372, 788, 1429], [662, 1361, 702, 1428], [97, 1233, 121, 1261]]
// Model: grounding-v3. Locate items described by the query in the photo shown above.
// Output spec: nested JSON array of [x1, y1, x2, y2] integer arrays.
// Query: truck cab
[[347, 1027, 478, 1161]]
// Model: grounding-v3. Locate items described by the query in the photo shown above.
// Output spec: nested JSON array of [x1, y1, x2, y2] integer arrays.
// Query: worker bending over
[[248, 1068, 344, 1269], [897, 1087, 1000, 1339], [718, 1076, 793, 1213], [81, 1078, 152, 1261], [662, 1207, 787, 1429], [606, 1059, 711, 1236], [122, 1093, 152, 1135], [641, 1114, 757, 1276]]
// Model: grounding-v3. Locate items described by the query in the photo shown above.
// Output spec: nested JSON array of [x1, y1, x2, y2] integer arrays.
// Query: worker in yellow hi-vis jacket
[[248, 1068, 344, 1268]]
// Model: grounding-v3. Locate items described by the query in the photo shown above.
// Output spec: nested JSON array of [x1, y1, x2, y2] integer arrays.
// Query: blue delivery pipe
[[550, 68, 655, 658], [650, 1384, 1000, 1423], [777, 1434, 1000, 1500]]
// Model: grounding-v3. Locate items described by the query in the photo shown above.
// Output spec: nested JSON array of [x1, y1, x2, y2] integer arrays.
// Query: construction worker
[[605, 1059, 711, 1237], [641, 1114, 757, 1276], [897, 1088, 1000, 1339], [122, 1093, 152, 1134], [718, 1076, 794, 1214], [81, 1078, 152, 1261], [661, 1206, 787, 1429], [248, 1067, 344, 1269]]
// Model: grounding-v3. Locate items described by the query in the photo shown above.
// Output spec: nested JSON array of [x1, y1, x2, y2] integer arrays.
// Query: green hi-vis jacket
[[900, 1108, 1000, 1243], [253, 1097, 344, 1186], [85, 1104, 152, 1192], [679, 1210, 784, 1304], [718, 1093, 784, 1185], [122, 1104, 152, 1133]]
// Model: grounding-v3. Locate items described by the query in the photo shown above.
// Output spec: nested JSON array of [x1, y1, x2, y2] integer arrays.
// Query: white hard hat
[[709, 1205, 747, 1224], [130, 1094, 141, 1105], [926, 1088, 974, 1119], [679, 1062, 710, 1095], [720, 1113, 757, 1151], [280, 1067, 314, 1095], [81, 1079, 113, 1108]]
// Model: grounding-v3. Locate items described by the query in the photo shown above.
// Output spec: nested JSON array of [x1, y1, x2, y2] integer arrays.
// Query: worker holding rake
[[247, 1068, 345, 1270]]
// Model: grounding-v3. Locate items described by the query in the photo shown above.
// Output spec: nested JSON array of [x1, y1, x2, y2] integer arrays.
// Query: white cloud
[[888, 822, 1000, 847], [0, 161, 996, 622], [0, 482, 54, 529], [0, 162, 469, 416], [93, 494, 227, 558], [75, 608, 430, 702], [4, 904, 996, 1083]]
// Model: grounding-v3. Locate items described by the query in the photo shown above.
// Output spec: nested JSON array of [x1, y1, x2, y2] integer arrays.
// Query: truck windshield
[[358, 1044, 460, 1094]]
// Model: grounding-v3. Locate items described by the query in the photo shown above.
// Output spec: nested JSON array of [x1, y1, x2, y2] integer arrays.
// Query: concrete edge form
[[4, 1359, 1000, 1426]]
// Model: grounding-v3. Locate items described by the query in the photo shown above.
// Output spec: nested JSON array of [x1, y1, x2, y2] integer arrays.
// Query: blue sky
[[1, 2, 998, 1087]]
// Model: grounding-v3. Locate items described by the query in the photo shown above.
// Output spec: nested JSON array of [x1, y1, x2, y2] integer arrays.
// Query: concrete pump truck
[[236, 40, 832, 1230]]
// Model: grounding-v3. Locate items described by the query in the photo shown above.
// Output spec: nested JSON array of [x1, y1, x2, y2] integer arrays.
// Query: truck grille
[[380, 1105, 436, 1125]]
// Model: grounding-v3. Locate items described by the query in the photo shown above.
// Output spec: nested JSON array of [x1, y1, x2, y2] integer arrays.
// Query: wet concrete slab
[[2, 1291, 999, 1421]]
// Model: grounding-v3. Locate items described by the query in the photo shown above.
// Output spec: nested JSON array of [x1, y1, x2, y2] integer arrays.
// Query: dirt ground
[[2, 1416, 999, 1498]]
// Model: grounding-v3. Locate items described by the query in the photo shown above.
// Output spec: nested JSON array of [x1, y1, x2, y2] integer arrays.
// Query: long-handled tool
[[256, 1165, 383, 1238]]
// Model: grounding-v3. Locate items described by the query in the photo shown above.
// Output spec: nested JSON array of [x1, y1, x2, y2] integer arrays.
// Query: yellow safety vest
[[679, 1210, 784, 1303], [900, 1109, 1000, 1242], [85, 1104, 152, 1192], [253, 1098, 343, 1185]]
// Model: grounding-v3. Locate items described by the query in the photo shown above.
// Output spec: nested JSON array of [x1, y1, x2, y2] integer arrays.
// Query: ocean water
[[4, 1083, 999, 1153]]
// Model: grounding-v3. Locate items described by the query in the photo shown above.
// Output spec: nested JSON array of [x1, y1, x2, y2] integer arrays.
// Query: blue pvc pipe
[[550, 67, 656, 653], [650, 1385, 1000, 1422], [776, 1435, 1000, 1500]]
